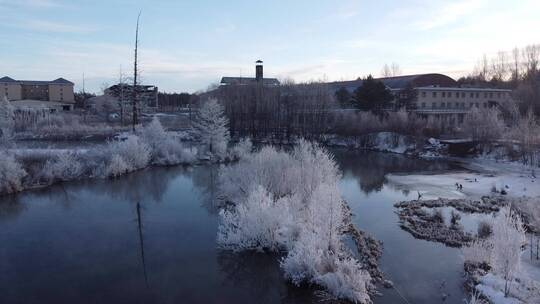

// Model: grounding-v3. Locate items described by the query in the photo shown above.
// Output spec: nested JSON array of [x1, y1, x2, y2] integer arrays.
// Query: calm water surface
[[0, 150, 468, 304]]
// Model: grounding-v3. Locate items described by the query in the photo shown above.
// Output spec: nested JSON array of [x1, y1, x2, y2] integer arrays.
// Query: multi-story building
[[413, 86, 513, 124], [0, 76, 75, 111]]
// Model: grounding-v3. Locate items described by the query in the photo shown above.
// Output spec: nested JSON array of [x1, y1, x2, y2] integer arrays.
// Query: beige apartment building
[[0, 76, 75, 111], [413, 86, 513, 124]]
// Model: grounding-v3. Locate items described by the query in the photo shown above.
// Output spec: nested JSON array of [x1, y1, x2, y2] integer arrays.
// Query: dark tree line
[[334, 75, 396, 113], [158, 92, 198, 111], [206, 82, 336, 140]]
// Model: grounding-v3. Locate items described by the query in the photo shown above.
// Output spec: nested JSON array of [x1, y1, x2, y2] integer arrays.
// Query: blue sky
[[0, 0, 538, 93]]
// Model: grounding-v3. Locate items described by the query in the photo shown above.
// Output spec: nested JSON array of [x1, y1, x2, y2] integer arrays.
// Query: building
[[412, 86, 513, 124], [328, 73, 458, 94], [220, 60, 280, 86], [328, 73, 514, 124], [0, 76, 75, 111]]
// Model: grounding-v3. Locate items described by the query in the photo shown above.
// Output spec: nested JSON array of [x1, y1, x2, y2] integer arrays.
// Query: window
[[476, 102, 479, 108], [432, 92, 437, 98], [455, 102, 459, 108], [421, 91, 426, 98], [470, 92, 474, 98], [441, 102, 445, 108], [475, 92, 480, 98], [462, 92, 466, 98], [442, 92, 446, 98], [448, 92, 452, 98], [461, 102, 465, 108], [432, 102, 436, 108], [421, 102, 426, 108]]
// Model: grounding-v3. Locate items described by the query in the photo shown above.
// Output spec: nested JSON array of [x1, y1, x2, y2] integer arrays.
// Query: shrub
[[107, 135, 150, 171], [0, 151, 27, 195], [40, 152, 83, 183], [141, 116, 196, 165], [105, 154, 129, 178]]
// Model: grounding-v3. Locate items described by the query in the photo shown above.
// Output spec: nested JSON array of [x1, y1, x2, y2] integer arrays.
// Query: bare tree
[[118, 66, 127, 125], [491, 51, 509, 82], [511, 47, 522, 84], [132, 11, 141, 132], [523, 44, 540, 79], [381, 62, 402, 77]]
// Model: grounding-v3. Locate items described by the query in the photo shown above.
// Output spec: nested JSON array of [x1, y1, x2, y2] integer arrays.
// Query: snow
[[387, 157, 540, 200], [371, 132, 415, 154], [476, 274, 523, 304]]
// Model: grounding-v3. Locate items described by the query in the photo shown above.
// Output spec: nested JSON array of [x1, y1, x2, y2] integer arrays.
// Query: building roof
[[50, 78, 74, 85], [220, 76, 280, 86], [0, 76, 74, 85], [328, 73, 458, 92], [0, 76, 17, 83], [415, 86, 512, 92]]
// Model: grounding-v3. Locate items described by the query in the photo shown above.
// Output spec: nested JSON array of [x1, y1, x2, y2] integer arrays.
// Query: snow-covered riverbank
[[387, 157, 539, 200]]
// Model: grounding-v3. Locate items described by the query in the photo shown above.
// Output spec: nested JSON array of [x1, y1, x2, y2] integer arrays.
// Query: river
[[0, 150, 469, 304]]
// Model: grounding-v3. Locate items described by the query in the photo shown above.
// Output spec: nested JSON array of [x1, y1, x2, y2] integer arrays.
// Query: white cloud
[[14, 20, 99, 33], [414, 0, 486, 30], [0, 0, 63, 9]]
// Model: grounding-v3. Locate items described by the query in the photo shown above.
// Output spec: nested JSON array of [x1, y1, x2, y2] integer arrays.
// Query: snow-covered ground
[[388, 156, 540, 304], [387, 158, 540, 200]]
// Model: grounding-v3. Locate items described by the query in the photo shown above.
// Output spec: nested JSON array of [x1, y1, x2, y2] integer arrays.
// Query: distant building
[[328, 73, 458, 94], [220, 60, 280, 86], [328, 74, 514, 124], [0, 76, 75, 111], [412, 86, 513, 124]]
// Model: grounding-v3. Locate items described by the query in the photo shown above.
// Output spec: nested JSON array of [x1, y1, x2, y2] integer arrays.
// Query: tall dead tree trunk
[[132, 12, 141, 132]]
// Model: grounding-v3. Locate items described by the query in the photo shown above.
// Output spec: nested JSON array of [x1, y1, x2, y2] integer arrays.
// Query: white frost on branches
[[41, 152, 84, 182], [0, 151, 26, 194], [462, 206, 528, 300], [191, 99, 230, 159], [141, 116, 196, 165], [0, 96, 15, 141], [217, 140, 372, 303]]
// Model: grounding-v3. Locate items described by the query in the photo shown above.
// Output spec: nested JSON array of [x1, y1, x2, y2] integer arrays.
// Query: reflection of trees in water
[[77, 167, 181, 204], [189, 165, 220, 214], [0, 196, 25, 221], [217, 251, 320, 304], [333, 150, 457, 194]]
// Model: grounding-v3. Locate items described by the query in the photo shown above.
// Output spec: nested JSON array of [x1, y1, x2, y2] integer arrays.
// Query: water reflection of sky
[[0, 151, 471, 304]]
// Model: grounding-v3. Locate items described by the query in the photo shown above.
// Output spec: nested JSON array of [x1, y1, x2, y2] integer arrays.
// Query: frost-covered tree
[[191, 99, 230, 158], [140, 116, 196, 165], [217, 140, 372, 303], [491, 207, 526, 297], [462, 206, 527, 297], [107, 135, 151, 171], [41, 152, 84, 183], [0, 96, 15, 141], [464, 107, 505, 144], [0, 151, 26, 195], [105, 154, 129, 178]]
